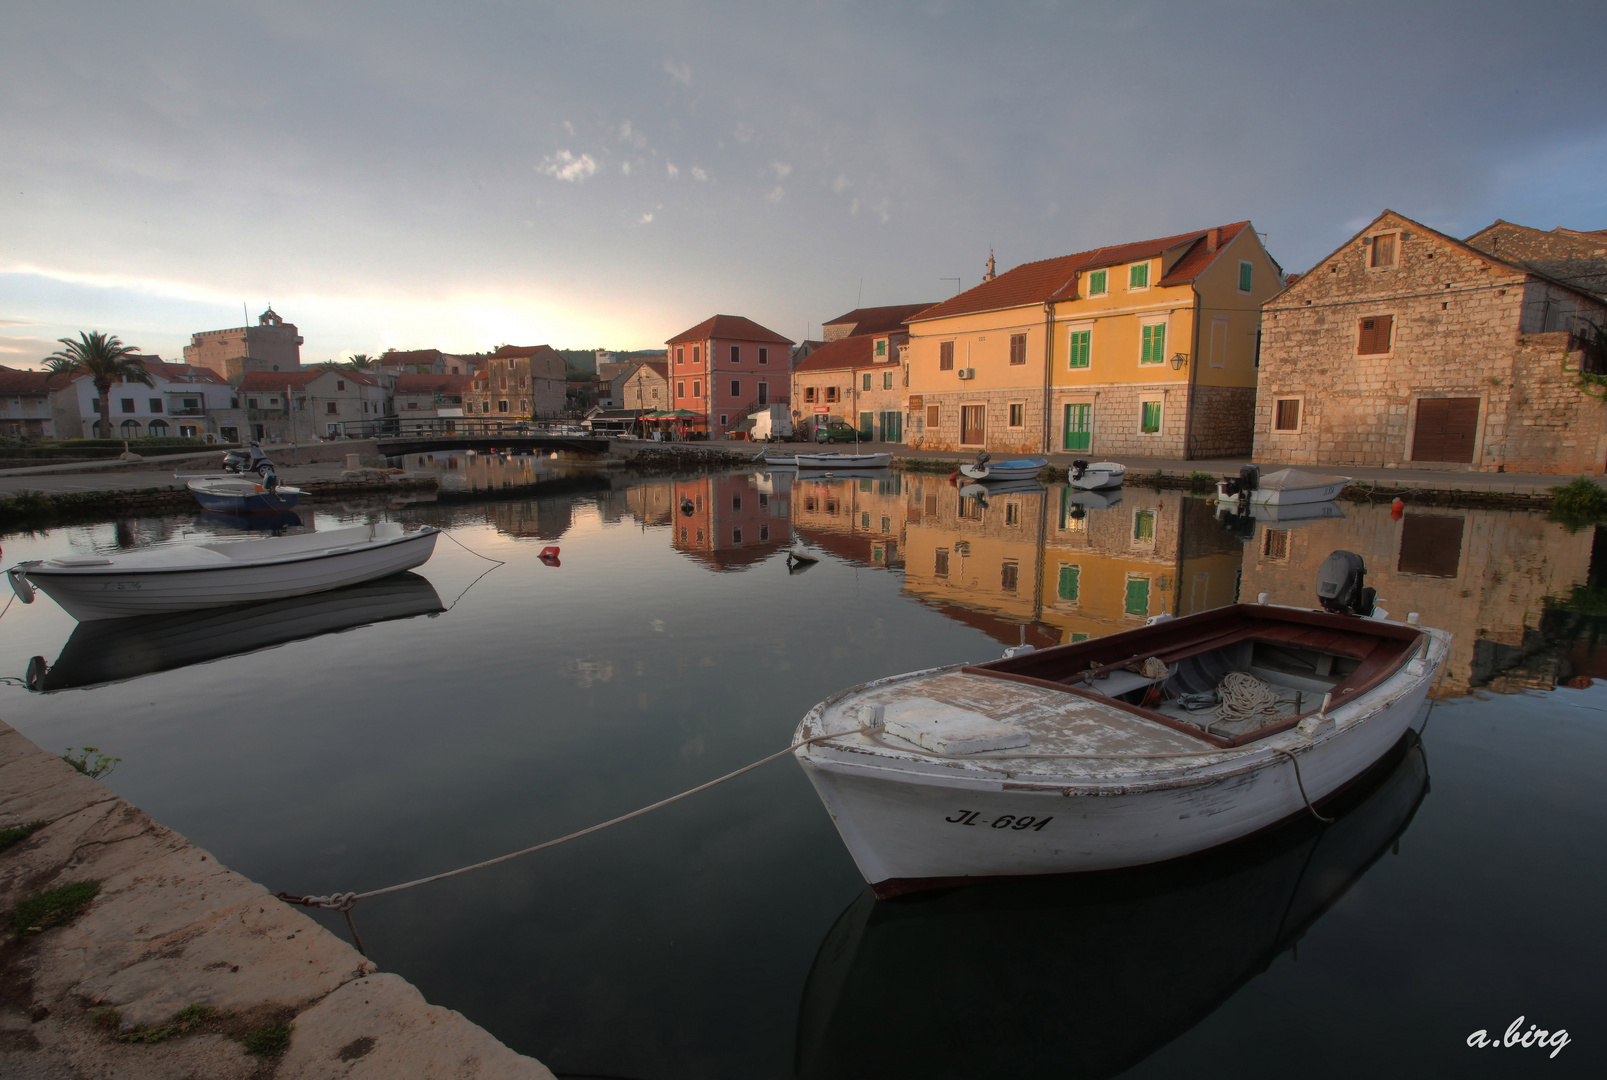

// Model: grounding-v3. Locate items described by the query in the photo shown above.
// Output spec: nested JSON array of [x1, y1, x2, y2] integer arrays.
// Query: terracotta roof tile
[[820, 303, 935, 335], [791, 334, 886, 374], [395, 373, 470, 394], [0, 369, 68, 393], [667, 315, 793, 346], [238, 369, 381, 390]]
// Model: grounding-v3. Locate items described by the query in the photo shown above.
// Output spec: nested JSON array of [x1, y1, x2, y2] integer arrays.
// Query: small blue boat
[[958, 455, 1048, 482], [186, 476, 302, 513]]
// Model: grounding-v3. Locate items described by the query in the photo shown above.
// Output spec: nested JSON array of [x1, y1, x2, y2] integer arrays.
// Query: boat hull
[[796, 453, 892, 469], [797, 628, 1445, 896], [187, 478, 301, 512], [958, 457, 1047, 482], [1216, 480, 1349, 506], [22, 529, 439, 621], [1069, 463, 1125, 490]]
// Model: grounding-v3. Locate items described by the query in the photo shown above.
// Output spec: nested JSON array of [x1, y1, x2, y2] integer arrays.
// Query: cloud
[[832, 174, 853, 194], [849, 198, 859, 216], [561, 120, 575, 135], [734, 123, 755, 143], [0, 318, 42, 327], [765, 186, 785, 203], [621, 161, 632, 175], [539, 150, 599, 182], [638, 211, 654, 225], [666, 162, 679, 180], [691, 166, 709, 182], [770, 161, 791, 180], [618, 120, 647, 148], [663, 59, 691, 86]]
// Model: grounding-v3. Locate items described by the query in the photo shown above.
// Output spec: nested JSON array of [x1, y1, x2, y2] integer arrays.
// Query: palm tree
[[345, 353, 376, 371], [44, 332, 153, 439], [316, 360, 342, 372]]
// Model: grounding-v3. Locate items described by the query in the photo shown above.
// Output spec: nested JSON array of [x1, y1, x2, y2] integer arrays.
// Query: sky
[[3, 0, 1605, 366]]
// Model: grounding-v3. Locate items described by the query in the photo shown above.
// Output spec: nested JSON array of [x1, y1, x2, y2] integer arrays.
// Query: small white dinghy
[[8, 522, 440, 621], [958, 453, 1048, 482], [1218, 465, 1351, 506], [1068, 459, 1126, 490], [795, 452, 893, 469], [793, 551, 1448, 897]]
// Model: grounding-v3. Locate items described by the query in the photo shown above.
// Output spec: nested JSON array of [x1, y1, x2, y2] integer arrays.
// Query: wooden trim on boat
[[961, 604, 1424, 748]]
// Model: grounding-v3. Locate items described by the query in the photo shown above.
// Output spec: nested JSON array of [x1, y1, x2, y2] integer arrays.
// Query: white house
[[53, 359, 235, 438]]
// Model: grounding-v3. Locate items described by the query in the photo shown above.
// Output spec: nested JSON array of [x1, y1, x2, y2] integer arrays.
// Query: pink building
[[665, 315, 793, 438]]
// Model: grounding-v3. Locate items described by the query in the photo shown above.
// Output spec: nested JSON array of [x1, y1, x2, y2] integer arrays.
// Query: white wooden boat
[[958, 479, 1046, 500], [187, 476, 303, 512], [1068, 459, 1126, 490], [795, 452, 892, 470], [794, 552, 1447, 896], [958, 456, 1047, 482], [762, 453, 799, 467], [795, 730, 1430, 1078], [1218, 466, 1351, 506], [8, 522, 439, 621]]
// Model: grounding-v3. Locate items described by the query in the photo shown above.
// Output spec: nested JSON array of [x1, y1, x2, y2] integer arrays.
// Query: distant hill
[[558, 348, 668, 380]]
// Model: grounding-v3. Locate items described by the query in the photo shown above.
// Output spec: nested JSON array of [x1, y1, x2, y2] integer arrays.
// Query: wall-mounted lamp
[[1170, 352, 1190, 371]]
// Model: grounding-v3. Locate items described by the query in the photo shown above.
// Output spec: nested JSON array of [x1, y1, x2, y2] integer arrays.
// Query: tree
[[44, 332, 153, 439], [345, 353, 376, 371]]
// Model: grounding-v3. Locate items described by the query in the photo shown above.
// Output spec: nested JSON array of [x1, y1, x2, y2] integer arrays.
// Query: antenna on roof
[[857, 278, 863, 307]]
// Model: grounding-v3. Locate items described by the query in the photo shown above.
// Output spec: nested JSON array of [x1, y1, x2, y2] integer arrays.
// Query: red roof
[[0, 368, 69, 393], [238, 369, 380, 391], [910, 222, 1252, 322], [791, 334, 886, 374], [489, 344, 561, 360], [667, 315, 793, 346], [821, 303, 934, 336], [379, 349, 443, 364], [396, 373, 470, 394], [140, 360, 230, 385]]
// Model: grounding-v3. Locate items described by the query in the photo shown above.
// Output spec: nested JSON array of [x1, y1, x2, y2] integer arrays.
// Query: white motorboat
[[8, 522, 439, 621], [1218, 465, 1351, 506], [795, 452, 893, 469], [958, 479, 1046, 500], [761, 453, 799, 467], [186, 476, 303, 512], [958, 454, 1048, 482], [1068, 458, 1126, 490], [793, 551, 1448, 897], [1063, 487, 1124, 513]]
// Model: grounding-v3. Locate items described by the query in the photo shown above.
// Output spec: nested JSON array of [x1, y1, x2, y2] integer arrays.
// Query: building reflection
[[794, 473, 907, 569], [668, 473, 791, 571]]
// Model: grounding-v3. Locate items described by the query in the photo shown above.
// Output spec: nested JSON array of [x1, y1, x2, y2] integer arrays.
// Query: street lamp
[[1170, 352, 1190, 371]]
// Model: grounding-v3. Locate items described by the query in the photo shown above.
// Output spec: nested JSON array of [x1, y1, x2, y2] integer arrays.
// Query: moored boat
[[762, 452, 799, 467], [1069, 458, 1126, 490], [795, 452, 893, 469], [187, 476, 303, 513], [793, 551, 1448, 897], [958, 455, 1048, 482], [8, 522, 439, 621], [1218, 465, 1352, 506]]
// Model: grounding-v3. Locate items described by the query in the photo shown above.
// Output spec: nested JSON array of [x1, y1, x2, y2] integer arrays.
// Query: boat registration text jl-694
[[945, 811, 1053, 831]]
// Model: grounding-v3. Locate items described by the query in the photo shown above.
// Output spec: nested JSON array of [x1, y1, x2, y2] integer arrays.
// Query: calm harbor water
[[1, 468, 1603, 1077]]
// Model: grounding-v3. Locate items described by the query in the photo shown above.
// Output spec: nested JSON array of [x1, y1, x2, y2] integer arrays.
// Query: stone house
[[464, 344, 566, 421], [394, 373, 469, 429], [666, 315, 793, 438], [906, 223, 1283, 456], [792, 473, 907, 569], [618, 360, 670, 412], [1253, 210, 1607, 473], [0, 368, 69, 438], [669, 474, 790, 570], [53, 359, 234, 439], [376, 349, 480, 377], [791, 332, 907, 441], [182, 307, 304, 381], [230, 369, 388, 442]]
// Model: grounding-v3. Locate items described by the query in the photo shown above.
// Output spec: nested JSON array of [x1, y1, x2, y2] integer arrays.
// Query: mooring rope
[[277, 725, 873, 911]]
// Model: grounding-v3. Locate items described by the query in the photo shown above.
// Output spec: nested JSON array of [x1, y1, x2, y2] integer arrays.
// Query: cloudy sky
[[3, 1, 1604, 365]]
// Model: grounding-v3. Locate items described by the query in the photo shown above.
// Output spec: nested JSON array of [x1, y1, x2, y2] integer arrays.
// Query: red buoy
[[1390, 498, 1404, 520]]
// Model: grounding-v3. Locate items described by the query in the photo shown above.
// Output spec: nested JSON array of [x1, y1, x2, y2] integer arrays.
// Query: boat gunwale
[[17, 526, 439, 578]]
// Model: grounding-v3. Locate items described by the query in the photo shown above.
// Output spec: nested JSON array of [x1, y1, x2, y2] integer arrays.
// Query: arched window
[[146, 419, 169, 436], [120, 419, 142, 436]]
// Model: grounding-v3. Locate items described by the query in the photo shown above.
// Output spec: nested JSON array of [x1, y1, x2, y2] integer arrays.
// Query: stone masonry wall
[[1188, 384, 1256, 458], [911, 389, 1046, 454], [1048, 383, 1186, 459], [1505, 331, 1607, 474]]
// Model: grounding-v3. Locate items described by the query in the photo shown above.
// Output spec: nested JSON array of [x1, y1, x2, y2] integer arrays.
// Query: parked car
[[814, 422, 861, 444]]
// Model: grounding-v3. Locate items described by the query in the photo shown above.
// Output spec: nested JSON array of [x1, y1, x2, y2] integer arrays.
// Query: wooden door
[[1412, 398, 1479, 463], [1064, 403, 1091, 450], [961, 405, 986, 445]]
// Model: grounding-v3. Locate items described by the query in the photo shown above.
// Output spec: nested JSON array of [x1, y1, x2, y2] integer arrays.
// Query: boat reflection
[[24, 572, 444, 692], [794, 732, 1431, 1080], [193, 509, 306, 533]]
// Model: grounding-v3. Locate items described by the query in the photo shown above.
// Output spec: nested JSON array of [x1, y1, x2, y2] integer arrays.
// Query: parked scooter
[[221, 440, 276, 478]]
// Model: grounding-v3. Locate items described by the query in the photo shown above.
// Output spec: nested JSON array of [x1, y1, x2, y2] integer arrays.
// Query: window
[[1124, 577, 1151, 616], [326, 402, 338, 415], [927, 404, 940, 428], [1129, 262, 1149, 290], [759, 347, 769, 365], [652, 388, 660, 400], [676, 347, 684, 365], [1264, 529, 1290, 560], [760, 525, 769, 541], [939, 341, 955, 371], [730, 380, 741, 397], [677, 381, 686, 398], [1005, 502, 1021, 526], [183, 397, 198, 410], [1067, 328, 1090, 368], [935, 548, 950, 578], [1274, 398, 1302, 432], [337, 380, 346, 391], [719, 414, 727, 425], [883, 371, 893, 389], [519, 375, 527, 389], [1008, 403, 1024, 427], [805, 386, 817, 403], [482, 401, 490, 413], [1140, 323, 1166, 365], [861, 511, 870, 529], [1141, 400, 1162, 434], [875, 338, 887, 357], [925, 494, 938, 515], [1238, 260, 1253, 293], [1001, 561, 1019, 593], [1087, 268, 1107, 296], [1058, 563, 1081, 602], [1133, 510, 1156, 542], [499, 377, 507, 390], [120, 398, 135, 413], [881, 515, 891, 533], [1358, 315, 1394, 355], [498, 400, 509, 412], [1009, 333, 1027, 365], [730, 345, 741, 364], [246, 398, 259, 409], [758, 382, 769, 404], [147, 419, 168, 435], [149, 398, 163, 413], [692, 346, 701, 364], [826, 387, 839, 403], [692, 380, 701, 397], [759, 493, 769, 508], [732, 494, 742, 511], [407, 401, 419, 409], [1369, 233, 1397, 268], [863, 373, 872, 391]]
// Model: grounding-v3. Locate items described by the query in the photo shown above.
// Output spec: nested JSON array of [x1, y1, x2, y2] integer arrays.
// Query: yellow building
[[905, 223, 1283, 457]]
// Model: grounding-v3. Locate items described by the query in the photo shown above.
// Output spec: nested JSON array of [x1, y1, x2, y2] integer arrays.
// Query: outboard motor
[[1071, 459, 1089, 481], [1316, 550, 1376, 616], [974, 450, 991, 467], [1220, 463, 1259, 499]]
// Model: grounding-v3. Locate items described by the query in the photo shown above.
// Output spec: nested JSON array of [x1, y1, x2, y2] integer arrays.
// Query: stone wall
[[1048, 383, 1185, 458], [1187, 384, 1256, 458], [910, 388, 1046, 454]]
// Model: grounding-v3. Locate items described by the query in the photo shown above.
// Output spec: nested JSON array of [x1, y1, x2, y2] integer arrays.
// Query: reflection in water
[[25, 573, 443, 692], [396, 449, 565, 493], [669, 474, 792, 570], [193, 509, 306, 533], [795, 732, 1430, 1080]]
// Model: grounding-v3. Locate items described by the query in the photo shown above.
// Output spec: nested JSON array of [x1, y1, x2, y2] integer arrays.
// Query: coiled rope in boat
[[1214, 671, 1292, 723]]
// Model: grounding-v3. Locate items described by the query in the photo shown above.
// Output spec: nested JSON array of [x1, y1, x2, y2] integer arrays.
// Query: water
[[1, 472, 1603, 1077]]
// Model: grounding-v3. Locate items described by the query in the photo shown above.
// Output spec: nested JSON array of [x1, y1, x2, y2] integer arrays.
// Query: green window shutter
[[1134, 510, 1156, 540], [1088, 269, 1106, 295], [1070, 632, 1090, 643], [1067, 329, 1090, 368], [875, 339, 886, 356], [1239, 261, 1253, 292], [1141, 400, 1161, 433], [1124, 577, 1150, 616], [863, 373, 872, 391], [1130, 262, 1148, 289], [1058, 564, 1080, 602], [1141, 324, 1166, 364]]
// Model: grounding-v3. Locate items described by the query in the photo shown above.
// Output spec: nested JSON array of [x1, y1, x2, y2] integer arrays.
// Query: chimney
[[1205, 227, 1220, 253]]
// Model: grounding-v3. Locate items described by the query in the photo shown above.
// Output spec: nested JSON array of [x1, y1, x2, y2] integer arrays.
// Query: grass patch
[[1550, 476, 1607, 531], [242, 1021, 293, 1057], [9, 880, 100, 933], [94, 1006, 121, 1030], [892, 457, 962, 474], [117, 1003, 219, 1044], [1187, 470, 1215, 493], [0, 820, 47, 854], [62, 746, 120, 780]]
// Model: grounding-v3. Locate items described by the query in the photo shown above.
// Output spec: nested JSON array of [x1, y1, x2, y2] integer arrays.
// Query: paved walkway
[[0, 442, 383, 499]]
